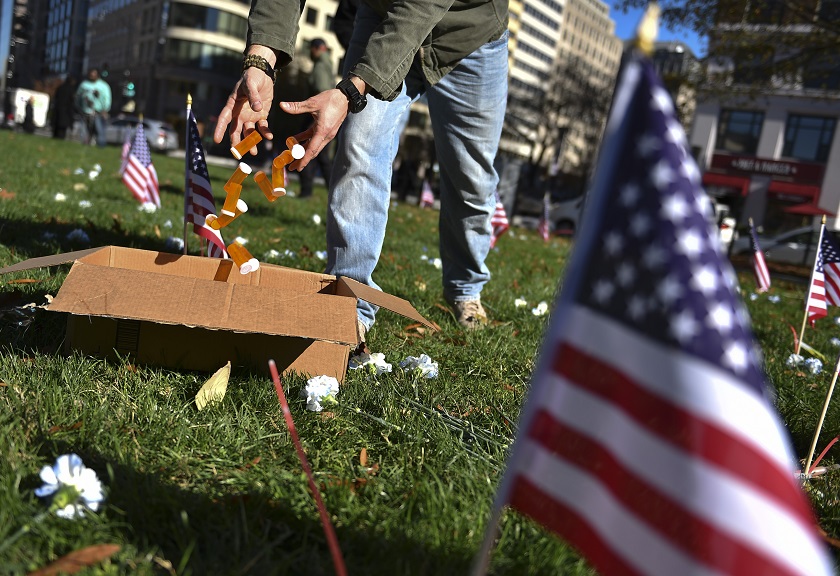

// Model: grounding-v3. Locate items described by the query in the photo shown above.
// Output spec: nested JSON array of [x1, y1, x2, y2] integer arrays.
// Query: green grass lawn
[[0, 130, 838, 574]]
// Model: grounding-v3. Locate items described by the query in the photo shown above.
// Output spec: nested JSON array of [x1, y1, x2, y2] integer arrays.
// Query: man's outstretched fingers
[[214, 107, 233, 143]]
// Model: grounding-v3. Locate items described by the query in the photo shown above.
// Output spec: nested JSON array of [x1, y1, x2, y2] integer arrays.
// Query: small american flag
[[185, 110, 226, 258], [489, 192, 509, 249], [538, 193, 550, 242], [122, 123, 161, 207], [807, 225, 840, 323], [749, 220, 771, 292], [420, 179, 435, 208], [483, 53, 831, 576]]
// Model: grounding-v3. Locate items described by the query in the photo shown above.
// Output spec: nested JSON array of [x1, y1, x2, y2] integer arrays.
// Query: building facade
[[690, 1, 840, 233]]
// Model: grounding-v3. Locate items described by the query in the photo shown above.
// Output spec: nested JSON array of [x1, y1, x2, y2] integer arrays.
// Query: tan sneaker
[[450, 298, 488, 330]]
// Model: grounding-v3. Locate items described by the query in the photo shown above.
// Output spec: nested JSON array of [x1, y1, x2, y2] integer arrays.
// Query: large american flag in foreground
[[749, 220, 771, 293], [487, 54, 831, 575], [806, 225, 840, 324], [122, 123, 161, 207], [185, 110, 226, 258], [489, 192, 509, 249]]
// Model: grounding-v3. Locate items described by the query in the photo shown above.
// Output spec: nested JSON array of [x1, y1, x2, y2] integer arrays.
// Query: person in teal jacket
[[75, 68, 111, 147], [215, 0, 508, 338]]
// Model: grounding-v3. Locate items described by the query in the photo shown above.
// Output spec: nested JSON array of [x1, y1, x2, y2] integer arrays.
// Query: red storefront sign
[[710, 154, 825, 184]]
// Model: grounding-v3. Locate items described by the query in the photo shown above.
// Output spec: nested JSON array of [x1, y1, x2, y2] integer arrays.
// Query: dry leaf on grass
[[360, 447, 368, 467], [154, 225, 161, 238], [27, 544, 121, 576], [196, 361, 231, 410], [0, 189, 16, 199], [6, 278, 40, 284]]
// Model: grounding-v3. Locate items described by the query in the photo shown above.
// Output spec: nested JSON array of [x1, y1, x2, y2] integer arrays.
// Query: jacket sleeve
[[350, 0, 456, 101], [247, 0, 305, 68]]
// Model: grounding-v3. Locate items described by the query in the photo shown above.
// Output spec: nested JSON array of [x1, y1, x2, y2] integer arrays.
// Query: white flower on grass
[[315, 250, 327, 261], [768, 295, 781, 303], [263, 249, 281, 261], [92, 164, 102, 172], [514, 297, 528, 308], [73, 167, 84, 175], [312, 214, 322, 225], [786, 354, 804, 367], [349, 352, 392, 380], [65, 229, 90, 244], [532, 301, 549, 316], [300, 375, 339, 412], [283, 249, 297, 259], [165, 237, 184, 252], [835, 317, 840, 326], [54, 193, 66, 202], [78, 200, 92, 208], [831, 338, 840, 348], [430, 258, 442, 270], [420, 254, 428, 261], [88, 170, 99, 180], [163, 220, 173, 228], [234, 236, 249, 245], [749, 293, 759, 301], [399, 354, 439, 379], [138, 202, 158, 213], [35, 454, 104, 519], [805, 358, 823, 375]]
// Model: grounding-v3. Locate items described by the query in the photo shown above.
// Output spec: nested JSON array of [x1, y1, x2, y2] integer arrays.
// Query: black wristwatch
[[336, 78, 367, 113]]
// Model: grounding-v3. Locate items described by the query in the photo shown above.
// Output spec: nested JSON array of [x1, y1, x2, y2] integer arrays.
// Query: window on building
[[305, 7, 318, 25], [715, 109, 764, 155], [782, 115, 836, 163], [804, 55, 840, 91]]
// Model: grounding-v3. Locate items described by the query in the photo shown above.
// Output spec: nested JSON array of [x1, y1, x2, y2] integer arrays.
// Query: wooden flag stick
[[804, 351, 840, 477], [183, 93, 192, 255], [797, 215, 828, 355]]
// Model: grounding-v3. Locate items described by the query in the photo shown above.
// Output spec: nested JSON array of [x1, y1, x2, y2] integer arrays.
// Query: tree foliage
[[614, 0, 840, 93]]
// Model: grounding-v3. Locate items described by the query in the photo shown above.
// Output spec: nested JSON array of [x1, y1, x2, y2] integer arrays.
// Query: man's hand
[[280, 89, 351, 170], [214, 68, 275, 154]]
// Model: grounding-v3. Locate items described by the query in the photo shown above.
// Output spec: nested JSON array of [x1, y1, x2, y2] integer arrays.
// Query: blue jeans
[[326, 5, 508, 329], [83, 113, 107, 147]]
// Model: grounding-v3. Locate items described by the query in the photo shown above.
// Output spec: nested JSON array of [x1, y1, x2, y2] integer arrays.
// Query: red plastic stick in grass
[[268, 360, 347, 576], [809, 436, 840, 476]]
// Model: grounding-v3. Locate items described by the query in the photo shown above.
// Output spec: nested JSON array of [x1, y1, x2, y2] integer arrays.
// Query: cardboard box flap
[[48, 262, 360, 344], [335, 277, 435, 329], [0, 247, 108, 275]]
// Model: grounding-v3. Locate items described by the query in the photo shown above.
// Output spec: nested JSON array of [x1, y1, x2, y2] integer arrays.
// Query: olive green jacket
[[248, 0, 508, 101]]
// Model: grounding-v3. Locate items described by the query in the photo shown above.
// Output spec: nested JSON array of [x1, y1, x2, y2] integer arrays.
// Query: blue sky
[[610, 4, 706, 58]]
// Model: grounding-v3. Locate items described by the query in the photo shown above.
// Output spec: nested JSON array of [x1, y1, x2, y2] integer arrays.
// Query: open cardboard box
[[0, 246, 434, 380]]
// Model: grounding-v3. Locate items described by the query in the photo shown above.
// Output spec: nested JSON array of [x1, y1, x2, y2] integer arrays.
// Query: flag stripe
[[509, 443, 720, 576], [531, 370, 825, 574], [526, 408, 812, 576], [186, 109, 226, 258], [554, 339, 812, 516], [558, 307, 795, 469], [509, 476, 645, 576], [825, 263, 840, 306]]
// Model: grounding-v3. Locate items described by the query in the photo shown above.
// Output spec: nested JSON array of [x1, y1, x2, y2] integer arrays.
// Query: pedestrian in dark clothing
[[297, 38, 335, 198], [52, 76, 77, 139], [22, 97, 35, 134]]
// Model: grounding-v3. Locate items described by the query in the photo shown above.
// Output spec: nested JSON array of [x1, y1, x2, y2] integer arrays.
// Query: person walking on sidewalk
[[297, 38, 335, 199], [75, 68, 111, 147], [214, 0, 508, 335]]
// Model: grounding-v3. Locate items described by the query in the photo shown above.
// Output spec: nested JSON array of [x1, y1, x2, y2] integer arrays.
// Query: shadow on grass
[[36, 439, 473, 576], [0, 214, 180, 262]]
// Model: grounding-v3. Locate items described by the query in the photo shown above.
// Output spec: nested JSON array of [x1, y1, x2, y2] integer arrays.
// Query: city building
[[689, 0, 840, 233], [81, 0, 341, 126]]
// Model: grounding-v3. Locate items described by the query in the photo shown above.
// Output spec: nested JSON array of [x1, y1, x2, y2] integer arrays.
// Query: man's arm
[[213, 0, 302, 149]]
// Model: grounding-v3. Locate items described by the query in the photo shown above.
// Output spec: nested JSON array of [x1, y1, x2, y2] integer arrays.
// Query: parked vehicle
[[731, 226, 825, 266], [74, 115, 179, 151], [106, 116, 178, 152]]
